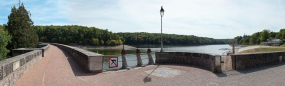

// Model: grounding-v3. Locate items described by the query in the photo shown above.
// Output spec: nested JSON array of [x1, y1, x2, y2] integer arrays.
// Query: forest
[[116, 32, 229, 45], [34, 25, 230, 46], [234, 29, 283, 45], [34, 25, 123, 45]]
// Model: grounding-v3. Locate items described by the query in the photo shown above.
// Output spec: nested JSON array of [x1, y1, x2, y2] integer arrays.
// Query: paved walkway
[[14, 45, 285, 86]]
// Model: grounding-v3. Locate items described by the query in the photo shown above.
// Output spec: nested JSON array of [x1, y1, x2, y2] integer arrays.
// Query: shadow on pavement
[[58, 47, 100, 76], [236, 62, 285, 74], [215, 72, 228, 77], [143, 65, 160, 83], [155, 63, 230, 77]]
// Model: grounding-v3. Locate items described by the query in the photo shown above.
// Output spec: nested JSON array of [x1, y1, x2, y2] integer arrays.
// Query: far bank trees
[[34, 25, 123, 45]]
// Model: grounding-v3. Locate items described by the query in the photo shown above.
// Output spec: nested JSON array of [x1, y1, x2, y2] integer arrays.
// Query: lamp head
[[160, 6, 164, 17]]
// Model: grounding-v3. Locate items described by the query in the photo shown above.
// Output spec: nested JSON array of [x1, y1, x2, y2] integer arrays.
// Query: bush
[[0, 30, 11, 60], [91, 38, 99, 45], [100, 40, 104, 45], [110, 40, 117, 45], [52, 38, 57, 42]]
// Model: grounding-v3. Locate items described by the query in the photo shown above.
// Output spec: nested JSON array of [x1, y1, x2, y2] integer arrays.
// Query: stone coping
[[0, 50, 41, 66], [52, 43, 102, 57], [12, 43, 50, 57], [12, 43, 50, 51], [51, 43, 104, 72]]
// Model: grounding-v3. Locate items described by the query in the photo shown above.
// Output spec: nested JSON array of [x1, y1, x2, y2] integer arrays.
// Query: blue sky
[[1, 0, 285, 39]]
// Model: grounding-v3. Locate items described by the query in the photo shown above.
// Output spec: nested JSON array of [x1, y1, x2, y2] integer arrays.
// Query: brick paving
[[14, 45, 285, 86]]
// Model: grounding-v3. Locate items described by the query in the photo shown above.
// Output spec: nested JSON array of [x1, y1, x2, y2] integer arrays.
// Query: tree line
[[34, 25, 123, 45], [34, 26, 230, 46], [234, 29, 282, 45], [116, 32, 230, 45]]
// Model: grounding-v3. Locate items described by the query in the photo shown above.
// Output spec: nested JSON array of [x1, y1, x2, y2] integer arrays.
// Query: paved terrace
[[14, 45, 285, 86]]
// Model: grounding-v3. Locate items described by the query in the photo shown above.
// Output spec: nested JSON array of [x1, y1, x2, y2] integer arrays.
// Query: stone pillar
[[232, 44, 235, 54], [136, 49, 142, 67], [147, 49, 154, 65], [121, 49, 128, 69], [214, 55, 222, 73]]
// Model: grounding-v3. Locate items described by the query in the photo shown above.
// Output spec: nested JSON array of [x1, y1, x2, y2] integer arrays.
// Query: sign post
[[108, 57, 118, 68]]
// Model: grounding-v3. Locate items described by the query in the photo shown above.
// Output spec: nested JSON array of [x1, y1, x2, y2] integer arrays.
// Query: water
[[89, 44, 234, 70]]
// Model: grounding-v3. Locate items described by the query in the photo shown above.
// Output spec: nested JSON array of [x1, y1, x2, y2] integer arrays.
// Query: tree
[[6, 4, 39, 50], [249, 32, 260, 45], [100, 40, 104, 45], [260, 29, 270, 42], [0, 30, 11, 60], [91, 38, 99, 45]]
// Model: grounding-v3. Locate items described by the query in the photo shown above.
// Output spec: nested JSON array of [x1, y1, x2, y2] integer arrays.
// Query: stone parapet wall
[[51, 43, 104, 72], [155, 52, 221, 73], [12, 43, 50, 57], [231, 51, 285, 70], [0, 43, 50, 86], [0, 50, 42, 86]]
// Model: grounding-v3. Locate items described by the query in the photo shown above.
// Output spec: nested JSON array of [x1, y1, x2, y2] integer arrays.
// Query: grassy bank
[[240, 47, 285, 53]]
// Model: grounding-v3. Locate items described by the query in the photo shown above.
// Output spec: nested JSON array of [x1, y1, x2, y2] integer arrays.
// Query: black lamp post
[[160, 6, 164, 52]]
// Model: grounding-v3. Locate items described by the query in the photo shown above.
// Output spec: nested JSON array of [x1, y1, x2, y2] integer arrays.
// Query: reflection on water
[[90, 44, 233, 55]]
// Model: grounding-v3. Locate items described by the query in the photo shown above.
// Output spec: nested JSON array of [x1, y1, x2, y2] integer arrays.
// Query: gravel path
[[14, 45, 285, 86]]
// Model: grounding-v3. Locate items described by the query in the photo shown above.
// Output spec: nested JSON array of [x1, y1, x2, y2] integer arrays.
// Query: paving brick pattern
[[13, 45, 285, 86]]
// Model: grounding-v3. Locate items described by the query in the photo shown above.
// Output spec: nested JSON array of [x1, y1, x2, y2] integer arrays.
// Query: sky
[[1, 0, 285, 39]]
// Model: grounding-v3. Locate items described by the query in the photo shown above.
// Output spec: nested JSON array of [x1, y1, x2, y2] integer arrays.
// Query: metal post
[[160, 16, 163, 52], [136, 34, 142, 67], [121, 34, 128, 69], [137, 34, 138, 49], [121, 51, 128, 69], [123, 34, 125, 50], [147, 35, 154, 65]]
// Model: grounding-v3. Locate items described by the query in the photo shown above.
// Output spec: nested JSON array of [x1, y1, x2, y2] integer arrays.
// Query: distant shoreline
[[70, 44, 136, 50]]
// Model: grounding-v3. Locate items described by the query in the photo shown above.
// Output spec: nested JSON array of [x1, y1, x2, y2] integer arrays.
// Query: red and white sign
[[108, 57, 118, 68]]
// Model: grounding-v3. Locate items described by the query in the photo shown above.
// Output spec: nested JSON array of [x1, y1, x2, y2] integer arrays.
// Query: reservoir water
[[89, 44, 234, 70]]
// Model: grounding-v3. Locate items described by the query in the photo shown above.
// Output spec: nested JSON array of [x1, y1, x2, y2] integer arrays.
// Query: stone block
[[12, 61, 20, 71], [89, 56, 103, 72], [0, 65, 2, 80]]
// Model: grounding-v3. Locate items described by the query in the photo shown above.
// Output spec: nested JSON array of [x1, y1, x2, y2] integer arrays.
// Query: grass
[[240, 47, 285, 53]]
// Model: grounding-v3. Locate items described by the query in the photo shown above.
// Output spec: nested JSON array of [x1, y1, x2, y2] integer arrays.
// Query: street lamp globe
[[160, 6, 164, 17]]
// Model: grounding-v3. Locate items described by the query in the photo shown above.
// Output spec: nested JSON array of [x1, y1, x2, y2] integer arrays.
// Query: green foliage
[[110, 40, 117, 45], [260, 29, 270, 42], [117, 32, 229, 45], [91, 38, 100, 45], [100, 40, 104, 45], [0, 30, 11, 60], [234, 29, 285, 45], [52, 38, 57, 42], [34, 25, 123, 46], [6, 4, 39, 50], [34, 26, 229, 46], [249, 32, 260, 45]]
